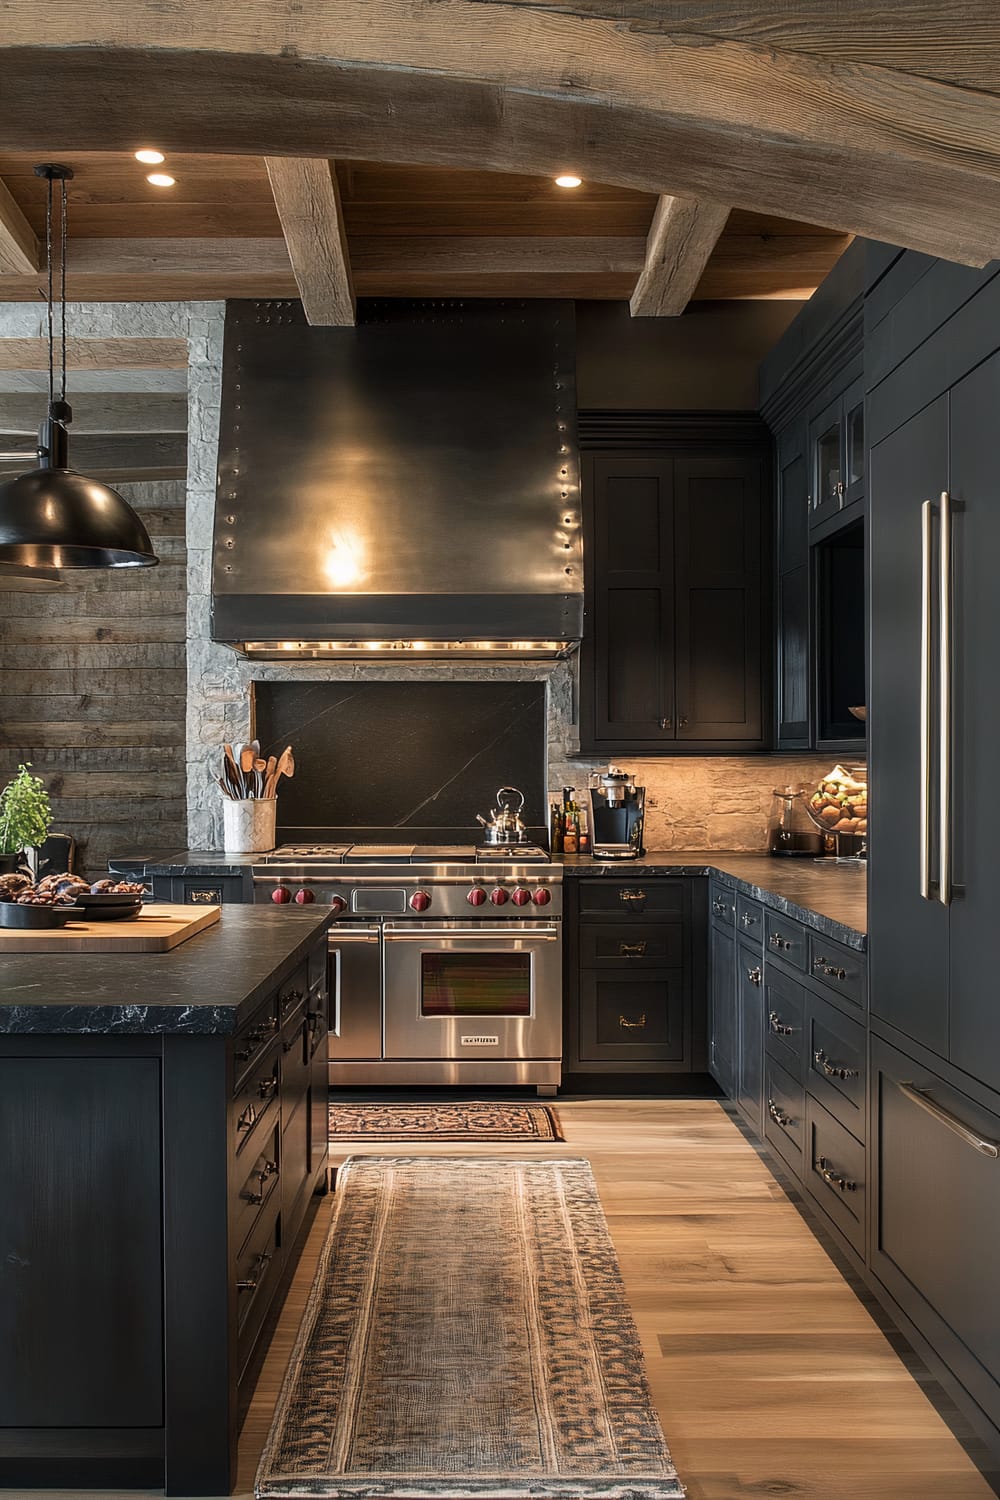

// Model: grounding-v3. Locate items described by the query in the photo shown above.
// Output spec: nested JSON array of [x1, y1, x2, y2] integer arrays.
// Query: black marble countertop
[[0, 907, 333, 1035], [558, 851, 867, 949], [110, 848, 258, 876]]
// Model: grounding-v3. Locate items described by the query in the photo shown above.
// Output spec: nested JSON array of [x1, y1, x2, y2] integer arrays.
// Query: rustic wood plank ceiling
[[0, 154, 849, 307], [1, 1, 997, 268]]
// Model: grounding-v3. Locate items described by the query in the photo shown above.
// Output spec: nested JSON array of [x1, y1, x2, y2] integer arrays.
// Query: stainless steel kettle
[[476, 786, 528, 844]]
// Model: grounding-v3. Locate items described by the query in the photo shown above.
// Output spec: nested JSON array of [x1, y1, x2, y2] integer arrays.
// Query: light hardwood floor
[[6, 1099, 995, 1500]]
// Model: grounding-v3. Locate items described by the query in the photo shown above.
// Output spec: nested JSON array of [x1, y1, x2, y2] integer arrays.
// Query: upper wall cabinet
[[579, 414, 772, 754]]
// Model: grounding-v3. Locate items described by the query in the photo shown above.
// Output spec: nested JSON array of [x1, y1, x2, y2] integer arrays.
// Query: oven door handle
[[327, 926, 380, 944], [383, 924, 560, 941]]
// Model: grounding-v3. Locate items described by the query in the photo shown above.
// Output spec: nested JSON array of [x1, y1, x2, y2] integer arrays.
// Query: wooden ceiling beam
[[2, 6, 999, 265], [629, 197, 731, 317], [0, 338, 189, 371], [264, 157, 354, 326], [0, 176, 40, 276]]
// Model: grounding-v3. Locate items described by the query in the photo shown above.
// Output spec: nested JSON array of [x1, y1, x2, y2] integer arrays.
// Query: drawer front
[[307, 936, 327, 993], [764, 1055, 806, 1178], [578, 880, 686, 918], [804, 1095, 866, 1257], [578, 969, 686, 1064], [765, 911, 808, 971], [232, 1122, 280, 1256], [806, 993, 866, 1141], [710, 883, 736, 929], [235, 1193, 282, 1375], [736, 942, 764, 1131], [281, 1092, 312, 1241], [281, 1011, 310, 1111], [871, 1039, 1000, 1429], [233, 996, 279, 1089], [764, 965, 806, 1080], [736, 895, 765, 947], [807, 932, 866, 1012], [169, 874, 247, 905], [232, 1040, 280, 1160], [580, 923, 684, 968], [277, 963, 308, 1028]]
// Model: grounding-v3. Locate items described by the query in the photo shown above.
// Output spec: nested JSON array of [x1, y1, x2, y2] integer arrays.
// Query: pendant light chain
[[60, 176, 68, 406]]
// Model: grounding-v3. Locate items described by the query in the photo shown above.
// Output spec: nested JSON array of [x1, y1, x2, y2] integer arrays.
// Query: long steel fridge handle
[[919, 498, 934, 902], [939, 490, 953, 907]]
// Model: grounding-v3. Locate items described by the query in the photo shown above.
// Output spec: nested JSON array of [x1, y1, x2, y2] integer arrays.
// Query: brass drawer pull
[[746, 966, 762, 987], [245, 1159, 278, 1205], [817, 1156, 857, 1192], [235, 1030, 263, 1062], [814, 1048, 858, 1081], [769, 932, 793, 951], [741, 912, 758, 928], [258, 1075, 278, 1099], [619, 941, 647, 958], [618, 889, 647, 907], [768, 1098, 792, 1127], [813, 957, 848, 981], [619, 1014, 647, 1030], [769, 1011, 795, 1037], [280, 987, 304, 1014], [712, 897, 734, 917], [237, 1249, 273, 1292]]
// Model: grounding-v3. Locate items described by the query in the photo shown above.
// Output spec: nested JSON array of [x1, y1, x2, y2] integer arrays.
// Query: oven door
[[327, 925, 383, 1060], [382, 921, 562, 1061]]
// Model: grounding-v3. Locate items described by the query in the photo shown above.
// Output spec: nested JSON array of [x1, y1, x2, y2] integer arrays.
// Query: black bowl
[[0, 902, 84, 929], [74, 894, 144, 922]]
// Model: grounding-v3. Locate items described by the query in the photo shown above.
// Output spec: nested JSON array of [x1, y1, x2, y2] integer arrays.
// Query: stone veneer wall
[[1, 300, 857, 857]]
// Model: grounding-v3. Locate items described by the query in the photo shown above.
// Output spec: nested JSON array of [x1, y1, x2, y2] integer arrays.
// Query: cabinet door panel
[[709, 922, 736, 1094], [868, 394, 950, 1053], [675, 455, 763, 741], [578, 969, 686, 1063], [778, 565, 810, 747], [736, 945, 764, 1130], [948, 349, 1000, 1093]]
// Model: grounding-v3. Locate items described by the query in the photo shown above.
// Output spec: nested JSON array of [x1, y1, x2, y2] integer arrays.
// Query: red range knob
[[329, 895, 348, 915], [532, 887, 552, 906], [294, 888, 315, 904], [271, 885, 292, 904], [467, 886, 488, 907], [490, 886, 509, 906], [409, 890, 432, 912], [511, 886, 532, 907]]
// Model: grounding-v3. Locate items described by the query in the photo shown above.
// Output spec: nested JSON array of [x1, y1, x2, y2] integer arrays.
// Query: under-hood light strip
[[238, 639, 576, 661]]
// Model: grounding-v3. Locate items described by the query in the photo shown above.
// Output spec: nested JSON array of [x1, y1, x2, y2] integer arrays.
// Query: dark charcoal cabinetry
[[565, 876, 706, 1077], [0, 933, 329, 1496], [708, 883, 736, 1095], [579, 416, 771, 752]]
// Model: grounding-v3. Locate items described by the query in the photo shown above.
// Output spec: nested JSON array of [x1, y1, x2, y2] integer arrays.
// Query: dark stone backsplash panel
[[253, 681, 546, 843]]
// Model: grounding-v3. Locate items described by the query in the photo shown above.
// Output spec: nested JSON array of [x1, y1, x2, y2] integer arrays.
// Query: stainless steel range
[[252, 844, 563, 1093]]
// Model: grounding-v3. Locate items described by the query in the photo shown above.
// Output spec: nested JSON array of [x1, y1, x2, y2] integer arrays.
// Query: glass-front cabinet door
[[808, 376, 865, 528]]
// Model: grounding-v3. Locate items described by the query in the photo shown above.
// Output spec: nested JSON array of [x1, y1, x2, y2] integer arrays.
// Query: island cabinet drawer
[[806, 993, 866, 1141], [806, 932, 866, 1012], [804, 1096, 866, 1258], [232, 1122, 280, 1256], [280, 1009, 310, 1109], [578, 880, 686, 918], [764, 1056, 806, 1178], [277, 962, 309, 1026], [232, 997, 279, 1089], [307, 936, 327, 993], [736, 895, 764, 946], [231, 1040, 280, 1160], [281, 1092, 311, 1247], [710, 883, 736, 928], [765, 911, 808, 971], [235, 1192, 282, 1376], [764, 965, 806, 1080], [306, 989, 329, 1059], [579, 922, 684, 968]]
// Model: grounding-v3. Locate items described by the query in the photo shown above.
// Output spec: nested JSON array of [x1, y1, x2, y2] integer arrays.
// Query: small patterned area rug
[[329, 1100, 565, 1142], [256, 1156, 685, 1500]]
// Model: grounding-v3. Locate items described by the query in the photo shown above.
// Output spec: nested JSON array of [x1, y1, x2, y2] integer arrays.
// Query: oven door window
[[420, 951, 532, 1017]]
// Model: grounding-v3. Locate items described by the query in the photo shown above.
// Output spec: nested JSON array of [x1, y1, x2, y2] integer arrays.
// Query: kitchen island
[[0, 906, 332, 1496]]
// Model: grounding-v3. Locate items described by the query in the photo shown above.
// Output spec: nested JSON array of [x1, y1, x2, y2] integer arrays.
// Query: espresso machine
[[588, 766, 645, 859]]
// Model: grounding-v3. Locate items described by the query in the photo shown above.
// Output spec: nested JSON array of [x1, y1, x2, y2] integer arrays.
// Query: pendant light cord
[[45, 173, 54, 414], [60, 177, 67, 405]]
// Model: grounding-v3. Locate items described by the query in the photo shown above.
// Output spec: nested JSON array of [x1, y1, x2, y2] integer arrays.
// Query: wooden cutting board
[[0, 903, 221, 952]]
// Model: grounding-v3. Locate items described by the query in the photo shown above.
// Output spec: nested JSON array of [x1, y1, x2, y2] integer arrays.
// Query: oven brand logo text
[[461, 1035, 500, 1046]]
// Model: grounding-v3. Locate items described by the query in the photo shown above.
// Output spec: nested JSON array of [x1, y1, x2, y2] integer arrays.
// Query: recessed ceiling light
[[555, 174, 582, 188], [146, 173, 176, 188], [134, 149, 165, 165]]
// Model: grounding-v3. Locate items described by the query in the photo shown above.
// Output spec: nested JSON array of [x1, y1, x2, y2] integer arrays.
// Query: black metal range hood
[[211, 300, 583, 660]]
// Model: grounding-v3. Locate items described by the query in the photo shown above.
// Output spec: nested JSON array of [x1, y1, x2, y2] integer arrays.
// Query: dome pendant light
[[0, 165, 158, 569]]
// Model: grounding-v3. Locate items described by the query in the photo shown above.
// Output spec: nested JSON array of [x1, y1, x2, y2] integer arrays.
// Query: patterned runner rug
[[256, 1156, 684, 1500], [329, 1100, 565, 1142]]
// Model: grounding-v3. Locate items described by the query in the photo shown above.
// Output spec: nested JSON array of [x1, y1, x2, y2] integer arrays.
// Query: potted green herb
[[0, 764, 52, 876]]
